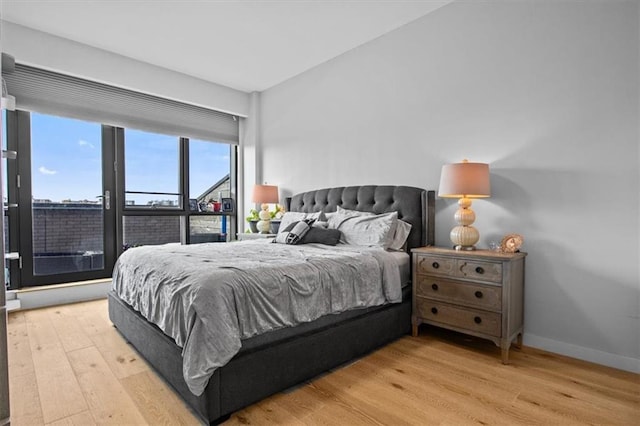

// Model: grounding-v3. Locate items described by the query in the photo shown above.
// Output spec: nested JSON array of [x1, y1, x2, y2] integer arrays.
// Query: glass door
[[13, 111, 116, 286]]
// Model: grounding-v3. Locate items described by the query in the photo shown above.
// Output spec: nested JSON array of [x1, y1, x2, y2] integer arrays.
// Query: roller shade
[[3, 64, 239, 144]]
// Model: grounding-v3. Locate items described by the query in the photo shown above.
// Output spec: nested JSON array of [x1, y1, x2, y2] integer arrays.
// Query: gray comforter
[[112, 240, 402, 395]]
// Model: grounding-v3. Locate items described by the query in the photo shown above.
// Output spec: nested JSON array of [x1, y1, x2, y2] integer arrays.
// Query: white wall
[[1, 21, 249, 117], [260, 1, 639, 371]]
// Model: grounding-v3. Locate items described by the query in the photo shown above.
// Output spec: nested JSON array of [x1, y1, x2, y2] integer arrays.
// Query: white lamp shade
[[252, 184, 279, 204], [438, 161, 490, 199]]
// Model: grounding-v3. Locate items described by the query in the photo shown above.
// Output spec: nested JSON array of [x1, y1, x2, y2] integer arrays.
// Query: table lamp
[[438, 159, 490, 250], [252, 184, 279, 233]]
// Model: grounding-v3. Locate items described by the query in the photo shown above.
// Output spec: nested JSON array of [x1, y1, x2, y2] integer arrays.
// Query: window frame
[[115, 130, 237, 257], [3, 112, 237, 289]]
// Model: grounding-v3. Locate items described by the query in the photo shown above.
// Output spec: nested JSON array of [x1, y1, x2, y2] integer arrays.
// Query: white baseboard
[[15, 280, 111, 310], [524, 333, 640, 374], [6, 299, 21, 311]]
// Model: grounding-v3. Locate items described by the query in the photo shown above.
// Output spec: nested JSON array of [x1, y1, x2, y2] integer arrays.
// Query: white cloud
[[78, 140, 95, 148], [38, 166, 57, 175]]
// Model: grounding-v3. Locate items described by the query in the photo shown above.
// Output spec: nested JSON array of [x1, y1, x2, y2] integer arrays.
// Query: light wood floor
[[6, 299, 639, 425]]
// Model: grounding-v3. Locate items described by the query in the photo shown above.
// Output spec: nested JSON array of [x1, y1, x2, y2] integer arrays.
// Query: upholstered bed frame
[[108, 185, 435, 424]]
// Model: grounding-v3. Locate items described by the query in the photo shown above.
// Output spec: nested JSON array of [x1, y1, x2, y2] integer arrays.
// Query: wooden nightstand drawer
[[415, 276, 502, 312], [457, 259, 502, 283], [415, 255, 456, 276], [415, 298, 502, 337], [415, 254, 502, 284]]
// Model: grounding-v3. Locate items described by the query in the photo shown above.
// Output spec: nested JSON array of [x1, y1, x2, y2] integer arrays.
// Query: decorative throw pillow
[[277, 212, 308, 236], [285, 221, 311, 244], [274, 218, 340, 245], [274, 219, 314, 244]]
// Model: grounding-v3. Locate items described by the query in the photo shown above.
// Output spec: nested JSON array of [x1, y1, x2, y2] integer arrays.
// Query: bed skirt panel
[[220, 297, 411, 413]]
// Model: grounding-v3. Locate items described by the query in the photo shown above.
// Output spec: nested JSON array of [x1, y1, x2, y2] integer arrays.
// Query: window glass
[[30, 112, 104, 275], [189, 139, 231, 208], [122, 216, 180, 249], [189, 216, 229, 243], [125, 129, 180, 208]]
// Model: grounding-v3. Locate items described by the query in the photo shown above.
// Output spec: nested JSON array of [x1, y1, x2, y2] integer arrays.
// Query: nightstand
[[411, 247, 526, 363], [236, 233, 276, 241]]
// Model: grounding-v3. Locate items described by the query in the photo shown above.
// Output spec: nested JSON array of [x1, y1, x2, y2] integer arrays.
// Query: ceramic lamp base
[[450, 197, 480, 250], [450, 225, 479, 250], [257, 220, 271, 233], [257, 204, 271, 234]]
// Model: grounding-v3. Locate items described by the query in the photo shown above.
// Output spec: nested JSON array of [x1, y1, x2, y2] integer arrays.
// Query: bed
[[108, 185, 435, 424]]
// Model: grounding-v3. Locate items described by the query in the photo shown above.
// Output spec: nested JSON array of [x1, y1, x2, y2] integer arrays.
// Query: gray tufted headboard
[[285, 186, 435, 251]]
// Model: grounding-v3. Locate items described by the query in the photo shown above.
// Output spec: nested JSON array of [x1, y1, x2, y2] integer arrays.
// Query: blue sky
[[29, 113, 230, 203]]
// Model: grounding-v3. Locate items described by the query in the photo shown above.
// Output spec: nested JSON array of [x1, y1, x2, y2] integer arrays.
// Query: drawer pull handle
[[474, 291, 483, 299], [431, 307, 438, 315], [432, 262, 440, 269], [475, 266, 485, 274], [474, 316, 482, 324], [431, 283, 439, 291]]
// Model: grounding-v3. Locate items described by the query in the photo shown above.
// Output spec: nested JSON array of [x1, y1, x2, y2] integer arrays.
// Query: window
[[124, 129, 181, 208], [2, 65, 238, 288], [186, 139, 233, 244], [30, 113, 105, 275]]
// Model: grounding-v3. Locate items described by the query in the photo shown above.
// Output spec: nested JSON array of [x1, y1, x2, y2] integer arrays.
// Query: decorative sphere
[[454, 208, 475, 226], [258, 209, 271, 220], [257, 220, 271, 233], [450, 225, 479, 248]]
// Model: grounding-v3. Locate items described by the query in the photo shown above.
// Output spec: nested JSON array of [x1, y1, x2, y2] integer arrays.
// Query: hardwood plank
[[66, 346, 148, 425], [48, 307, 94, 353], [268, 384, 329, 423], [362, 349, 564, 425], [88, 329, 149, 379], [120, 370, 201, 425], [6, 319, 35, 379], [76, 309, 114, 337], [7, 310, 26, 326], [46, 411, 96, 426], [310, 360, 469, 425], [8, 371, 44, 426], [24, 309, 89, 424]]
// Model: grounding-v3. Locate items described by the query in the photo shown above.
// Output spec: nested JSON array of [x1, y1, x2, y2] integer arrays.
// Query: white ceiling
[[1, 0, 452, 92]]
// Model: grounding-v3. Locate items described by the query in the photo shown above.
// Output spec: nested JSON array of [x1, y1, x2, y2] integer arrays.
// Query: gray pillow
[[300, 227, 341, 246], [275, 219, 340, 245]]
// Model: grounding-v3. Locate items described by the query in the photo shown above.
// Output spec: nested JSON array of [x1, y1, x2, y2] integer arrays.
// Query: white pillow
[[328, 210, 398, 248], [388, 220, 412, 251], [336, 206, 373, 217], [277, 211, 332, 234], [334, 207, 411, 251], [277, 212, 308, 234]]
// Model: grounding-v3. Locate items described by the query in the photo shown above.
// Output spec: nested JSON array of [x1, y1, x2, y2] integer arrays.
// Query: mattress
[[388, 251, 410, 286]]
